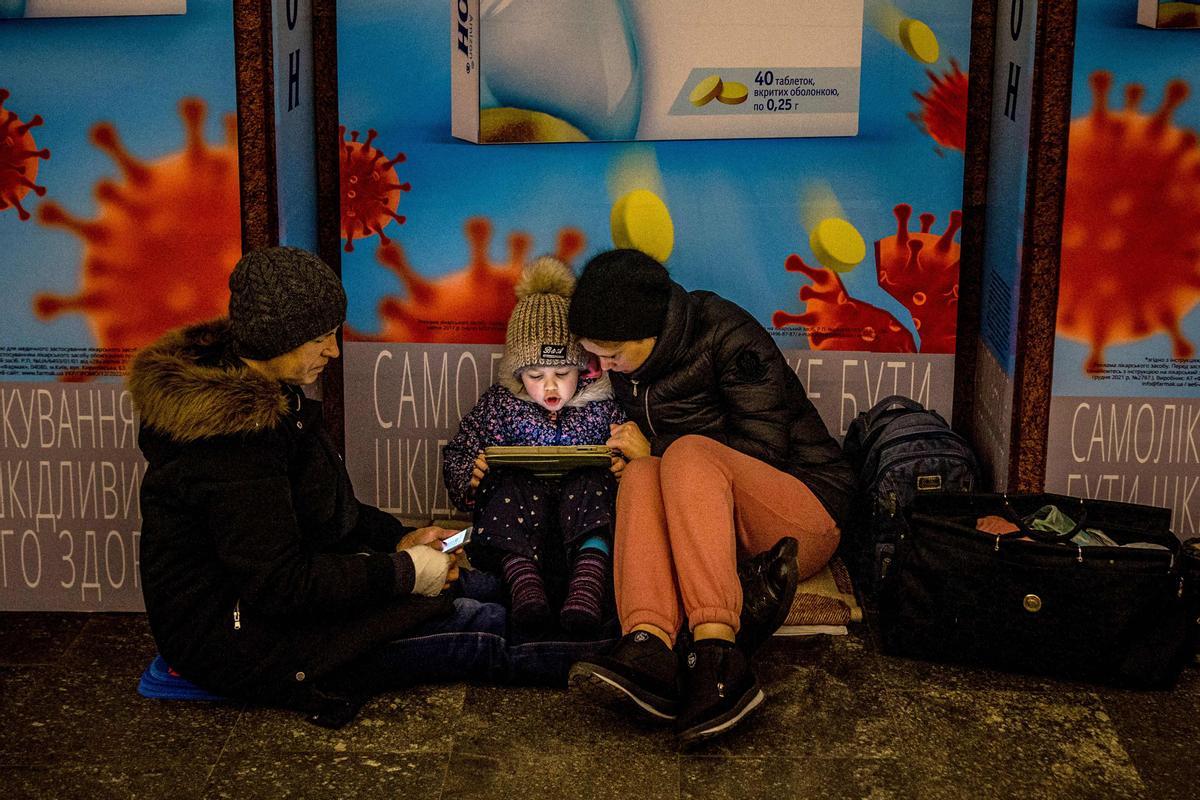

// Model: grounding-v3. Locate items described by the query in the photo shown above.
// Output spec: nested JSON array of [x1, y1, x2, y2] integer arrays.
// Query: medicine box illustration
[[451, 0, 865, 144], [1137, 0, 1200, 28]]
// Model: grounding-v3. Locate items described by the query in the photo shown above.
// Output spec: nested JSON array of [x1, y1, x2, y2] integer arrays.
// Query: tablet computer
[[484, 445, 612, 477]]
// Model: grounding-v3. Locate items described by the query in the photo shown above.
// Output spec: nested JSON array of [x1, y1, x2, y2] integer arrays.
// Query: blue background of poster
[[0, 3, 237, 366]]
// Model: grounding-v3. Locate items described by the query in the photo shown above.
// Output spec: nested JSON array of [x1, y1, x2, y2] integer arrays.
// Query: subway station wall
[[336, 0, 975, 520]]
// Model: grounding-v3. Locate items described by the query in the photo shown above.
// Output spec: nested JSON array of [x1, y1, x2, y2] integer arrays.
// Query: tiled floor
[[1, 612, 1197, 799]]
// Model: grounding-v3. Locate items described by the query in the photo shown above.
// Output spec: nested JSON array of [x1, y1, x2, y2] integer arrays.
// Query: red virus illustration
[[774, 204, 962, 354], [1058, 72, 1200, 374], [34, 98, 241, 380], [875, 204, 962, 353], [340, 126, 409, 252], [910, 58, 968, 154], [0, 88, 51, 221], [352, 216, 585, 344], [774, 258, 916, 352]]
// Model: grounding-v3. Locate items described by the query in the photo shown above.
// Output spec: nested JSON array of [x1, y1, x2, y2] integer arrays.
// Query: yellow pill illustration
[[717, 81, 748, 105], [479, 107, 589, 143], [809, 217, 866, 273], [611, 189, 675, 264], [898, 18, 939, 65], [689, 74, 724, 107]]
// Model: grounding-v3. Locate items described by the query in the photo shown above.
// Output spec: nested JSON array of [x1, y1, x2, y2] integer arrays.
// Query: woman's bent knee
[[621, 455, 661, 484], [661, 434, 719, 466]]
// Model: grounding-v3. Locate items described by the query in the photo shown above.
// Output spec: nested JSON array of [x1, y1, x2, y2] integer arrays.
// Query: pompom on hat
[[568, 248, 671, 342], [228, 246, 347, 360], [498, 256, 589, 392]]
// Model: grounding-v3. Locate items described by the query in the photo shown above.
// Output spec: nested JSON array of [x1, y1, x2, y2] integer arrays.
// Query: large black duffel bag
[[879, 492, 1193, 687]]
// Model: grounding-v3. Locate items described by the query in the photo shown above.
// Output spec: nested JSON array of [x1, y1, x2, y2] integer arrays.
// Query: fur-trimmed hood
[[128, 318, 292, 443], [497, 368, 614, 407]]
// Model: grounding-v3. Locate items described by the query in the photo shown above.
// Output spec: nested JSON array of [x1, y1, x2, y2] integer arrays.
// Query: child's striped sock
[[559, 547, 609, 634], [501, 553, 549, 633]]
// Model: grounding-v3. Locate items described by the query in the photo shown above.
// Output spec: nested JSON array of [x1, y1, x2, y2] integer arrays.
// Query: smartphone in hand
[[441, 527, 472, 553]]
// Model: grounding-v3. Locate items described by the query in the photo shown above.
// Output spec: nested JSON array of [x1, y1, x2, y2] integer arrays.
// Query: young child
[[443, 256, 626, 636]]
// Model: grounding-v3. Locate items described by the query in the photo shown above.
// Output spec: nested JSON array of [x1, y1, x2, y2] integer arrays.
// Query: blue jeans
[[334, 569, 617, 692]]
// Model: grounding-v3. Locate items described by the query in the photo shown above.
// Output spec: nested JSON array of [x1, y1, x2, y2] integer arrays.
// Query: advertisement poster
[[0, 6, 238, 609], [1044, 0, 1200, 537], [337, 0, 973, 518]]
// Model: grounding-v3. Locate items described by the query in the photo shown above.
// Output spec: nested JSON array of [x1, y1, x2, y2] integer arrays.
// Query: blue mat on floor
[[138, 654, 224, 701]]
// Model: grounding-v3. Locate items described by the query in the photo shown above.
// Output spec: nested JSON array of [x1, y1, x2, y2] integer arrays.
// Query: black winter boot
[[568, 630, 681, 721], [737, 536, 800, 653], [676, 639, 764, 745]]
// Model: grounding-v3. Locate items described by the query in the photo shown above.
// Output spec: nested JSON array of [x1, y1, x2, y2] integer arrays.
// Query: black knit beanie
[[228, 246, 347, 359], [568, 249, 671, 341]]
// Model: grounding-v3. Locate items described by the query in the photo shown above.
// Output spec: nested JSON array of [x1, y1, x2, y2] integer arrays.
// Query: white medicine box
[[451, 0, 865, 144]]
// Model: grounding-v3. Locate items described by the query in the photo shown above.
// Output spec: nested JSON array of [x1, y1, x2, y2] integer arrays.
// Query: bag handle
[[864, 395, 926, 429], [1001, 495, 1088, 544]]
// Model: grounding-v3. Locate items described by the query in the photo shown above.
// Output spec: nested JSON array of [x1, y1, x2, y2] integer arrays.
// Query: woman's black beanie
[[568, 249, 671, 341]]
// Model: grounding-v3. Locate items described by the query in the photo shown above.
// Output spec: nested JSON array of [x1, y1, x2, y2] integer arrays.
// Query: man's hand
[[396, 525, 448, 552], [606, 422, 651, 461], [405, 544, 457, 597], [468, 450, 489, 491], [398, 527, 465, 592]]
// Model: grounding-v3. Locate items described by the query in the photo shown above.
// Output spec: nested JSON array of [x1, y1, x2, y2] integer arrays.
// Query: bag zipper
[[233, 599, 242, 631]]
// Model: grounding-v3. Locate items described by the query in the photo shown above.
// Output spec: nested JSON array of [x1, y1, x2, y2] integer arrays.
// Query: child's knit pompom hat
[[499, 256, 589, 393]]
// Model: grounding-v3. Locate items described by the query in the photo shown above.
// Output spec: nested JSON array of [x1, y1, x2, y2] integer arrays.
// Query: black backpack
[[842, 395, 981, 597]]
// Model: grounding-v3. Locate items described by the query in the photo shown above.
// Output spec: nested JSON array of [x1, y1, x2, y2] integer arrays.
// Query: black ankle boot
[[737, 536, 800, 654], [568, 631, 681, 721], [676, 639, 763, 745]]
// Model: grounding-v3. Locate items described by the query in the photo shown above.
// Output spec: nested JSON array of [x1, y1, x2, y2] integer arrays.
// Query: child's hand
[[607, 422, 651, 460], [609, 455, 628, 480], [469, 450, 489, 490]]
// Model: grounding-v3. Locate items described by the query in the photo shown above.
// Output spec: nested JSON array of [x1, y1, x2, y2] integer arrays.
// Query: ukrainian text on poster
[[1045, 396, 1200, 538], [0, 384, 145, 611]]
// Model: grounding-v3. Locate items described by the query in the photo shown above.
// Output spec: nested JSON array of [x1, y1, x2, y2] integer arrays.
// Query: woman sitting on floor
[[565, 249, 855, 744]]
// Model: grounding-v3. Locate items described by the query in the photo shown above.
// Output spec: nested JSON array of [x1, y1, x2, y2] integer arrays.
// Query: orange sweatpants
[[614, 435, 840, 644]]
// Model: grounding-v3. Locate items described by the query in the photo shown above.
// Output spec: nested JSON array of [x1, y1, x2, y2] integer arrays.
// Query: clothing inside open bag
[[975, 504, 1170, 549]]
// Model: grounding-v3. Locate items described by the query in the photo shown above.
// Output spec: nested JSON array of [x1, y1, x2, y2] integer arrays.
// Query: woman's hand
[[468, 450, 489, 491], [609, 455, 628, 481], [607, 422, 651, 461]]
